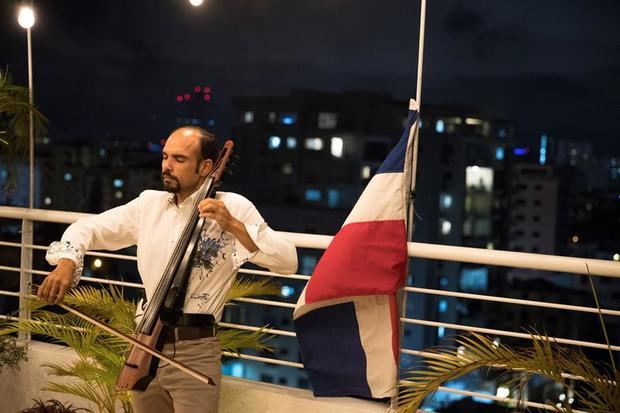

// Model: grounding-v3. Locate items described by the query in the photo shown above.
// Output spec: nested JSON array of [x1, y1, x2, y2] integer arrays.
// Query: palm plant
[[0, 276, 280, 413], [0, 68, 48, 193], [397, 332, 619, 413]]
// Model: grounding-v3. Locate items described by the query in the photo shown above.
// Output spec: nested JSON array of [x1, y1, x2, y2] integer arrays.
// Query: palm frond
[[219, 326, 275, 354], [225, 276, 280, 302], [397, 332, 619, 413]]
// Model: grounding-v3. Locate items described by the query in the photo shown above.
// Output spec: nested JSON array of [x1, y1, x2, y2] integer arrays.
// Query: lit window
[[496, 147, 504, 160], [440, 277, 449, 287], [305, 189, 321, 201], [42, 137, 51, 144], [440, 193, 453, 209], [437, 326, 445, 338], [361, 166, 371, 179], [244, 111, 254, 123], [268, 136, 281, 149], [327, 189, 340, 208], [0, 169, 7, 179], [279, 113, 297, 125], [64, 173, 72, 182], [318, 112, 338, 129], [438, 300, 448, 313], [191, 118, 200, 125], [115, 191, 123, 199], [286, 137, 297, 149], [268, 112, 276, 123], [330, 137, 343, 158], [301, 255, 318, 275], [44, 197, 52, 205], [282, 163, 293, 175], [230, 362, 244, 378], [305, 137, 323, 151], [440, 219, 452, 235], [435, 119, 445, 133], [498, 128, 507, 138], [98, 149, 106, 157], [208, 119, 215, 127], [281, 285, 295, 297], [113, 179, 124, 188]]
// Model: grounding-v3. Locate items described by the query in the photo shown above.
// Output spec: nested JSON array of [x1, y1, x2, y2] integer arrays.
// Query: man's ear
[[200, 159, 214, 177]]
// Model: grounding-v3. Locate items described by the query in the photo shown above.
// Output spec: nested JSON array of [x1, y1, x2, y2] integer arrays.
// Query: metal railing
[[1, 206, 619, 411]]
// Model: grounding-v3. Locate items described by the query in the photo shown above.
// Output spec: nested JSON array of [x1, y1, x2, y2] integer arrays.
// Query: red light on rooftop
[[184, 94, 191, 101], [204, 94, 211, 101], [194, 86, 201, 93], [176, 95, 183, 103], [203, 86, 211, 93]]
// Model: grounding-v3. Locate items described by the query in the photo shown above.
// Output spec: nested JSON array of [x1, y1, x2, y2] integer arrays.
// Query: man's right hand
[[37, 258, 76, 305]]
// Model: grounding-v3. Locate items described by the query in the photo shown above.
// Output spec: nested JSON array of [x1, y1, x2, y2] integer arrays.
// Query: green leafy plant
[[21, 398, 92, 413], [0, 332, 28, 373], [397, 332, 619, 412], [0, 68, 48, 193], [1, 276, 280, 413]]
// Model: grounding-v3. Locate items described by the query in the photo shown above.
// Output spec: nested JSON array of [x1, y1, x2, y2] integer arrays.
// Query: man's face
[[161, 129, 210, 195]]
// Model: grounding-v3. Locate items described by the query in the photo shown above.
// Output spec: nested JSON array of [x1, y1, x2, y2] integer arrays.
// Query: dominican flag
[[293, 99, 419, 399]]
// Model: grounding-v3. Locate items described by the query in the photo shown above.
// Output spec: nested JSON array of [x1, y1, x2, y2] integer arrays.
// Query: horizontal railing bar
[[232, 297, 296, 309], [219, 322, 297, 337], [404, 286, 620, 316], [401, 317, 620, 351], [0, 240, 21, 248], [0, 265, 20, 273], [0, 290, 20, 297], [399, 380, 587, 413], [22, 243, 138, 262], [79, 277, 144, 289], [399, 349, 610, 384], [238, 268, 311, 280], [221, 351, 304, 368], [3, 206, 619, 277]]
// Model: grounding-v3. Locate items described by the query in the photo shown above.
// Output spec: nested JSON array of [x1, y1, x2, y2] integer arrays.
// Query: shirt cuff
[[231, 222, 274, 269], [46, 241, 84, 287]]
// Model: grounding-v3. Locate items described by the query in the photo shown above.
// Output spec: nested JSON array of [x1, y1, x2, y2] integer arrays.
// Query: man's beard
[[161, 173, 180, 193]]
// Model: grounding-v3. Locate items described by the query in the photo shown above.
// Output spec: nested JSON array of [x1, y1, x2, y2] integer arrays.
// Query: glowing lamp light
[[194, 86, 201, 93], [496, 387, 510, 398], [189, 0, 204, 6], [203, 86, 211, 93], [571, 235, 579, 243], [18, 6, 35, 29], [204, 94, 211, 101], [93, 259, 103, 268], [184, 93, 191, 101], [612, 253, 619, 261], [176, 95, 183, 103]]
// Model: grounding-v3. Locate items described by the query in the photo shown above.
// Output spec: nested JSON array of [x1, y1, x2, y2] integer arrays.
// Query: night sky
[[1, 0, 619, 154]]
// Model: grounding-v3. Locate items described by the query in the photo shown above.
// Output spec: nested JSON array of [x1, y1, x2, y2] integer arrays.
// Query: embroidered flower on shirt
[[46, 241, 84, 287], [192, 231, 229, 279]]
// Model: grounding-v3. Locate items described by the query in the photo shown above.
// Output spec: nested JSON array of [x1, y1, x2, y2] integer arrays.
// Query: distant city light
[[208, 119, 215, 126], [613, 253, 619, 261], [361, 166, 371, 179], [571, 235, 579, 243], [559, 394, 566, 401], [115, 191, 123, 199], [268, 136, 281, 149], [280, 114, 296, 125], [184, 93, 190, 101], [539, 134, 548, 165], [304, 137, 323, 151], [440, 193, 453, 209], [495, 147, 504, 160], [204, 94, 211, 101], [513, 147, 529, 156], [286, 137, 297, 149], [437, 326, 445, 338], [438, 300, 448, 313], [496, 387, 510, 398], [435, 119, 445, 134], [176, 95, 183, 103], [441, 219, 452, 235], [281, 286, 295, 297], [203, 86, 211, 93], [113, 179, 124, 188], [18, 6, 35, 29], [498, 127, 507, 138], [93, 259, 102, 268], [304, 189, 321, 202], [465, 117, 482, 125], [330, 137, 344, 158], [64, 173, 72, 182], [44, 197, 52, 205], [194, 86, 201, 93], [243, 111, 254, 123], [189, 0, 204, 6]]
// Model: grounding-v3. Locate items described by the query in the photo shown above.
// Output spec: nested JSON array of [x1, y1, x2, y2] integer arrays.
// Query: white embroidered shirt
[[46, 190, 298, 321]]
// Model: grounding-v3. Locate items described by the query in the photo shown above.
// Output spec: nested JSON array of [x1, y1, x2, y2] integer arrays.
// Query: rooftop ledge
[[1, 341, 390, 413]]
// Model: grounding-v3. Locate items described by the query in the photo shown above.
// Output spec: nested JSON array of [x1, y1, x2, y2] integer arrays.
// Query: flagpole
[[393, 0, 427, 410]]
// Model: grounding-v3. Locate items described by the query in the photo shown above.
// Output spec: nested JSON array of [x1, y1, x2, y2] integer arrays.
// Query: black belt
[[165, 314, 217, 343]]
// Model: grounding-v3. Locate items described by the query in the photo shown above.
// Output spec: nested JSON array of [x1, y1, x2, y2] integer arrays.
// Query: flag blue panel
[[377, 110, 418, 174], [294, 302, 371, 397]]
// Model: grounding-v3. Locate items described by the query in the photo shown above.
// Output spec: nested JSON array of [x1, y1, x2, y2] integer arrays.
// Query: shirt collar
[[167, 189, 202, 209]]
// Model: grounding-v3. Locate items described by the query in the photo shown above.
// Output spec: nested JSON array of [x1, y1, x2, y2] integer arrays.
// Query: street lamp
[[189, 0, 204, 6], [18, 5, 35, 208]]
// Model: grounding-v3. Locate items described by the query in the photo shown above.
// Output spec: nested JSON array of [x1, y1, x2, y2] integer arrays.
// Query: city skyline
[[1, 0, 619, 155]]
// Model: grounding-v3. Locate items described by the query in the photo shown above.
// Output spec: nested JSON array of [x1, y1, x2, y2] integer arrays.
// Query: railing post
[[18, 218, 33, 342]]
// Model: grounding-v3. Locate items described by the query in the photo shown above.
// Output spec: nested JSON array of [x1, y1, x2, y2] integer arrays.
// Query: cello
[[114, 140, 235, 390]]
